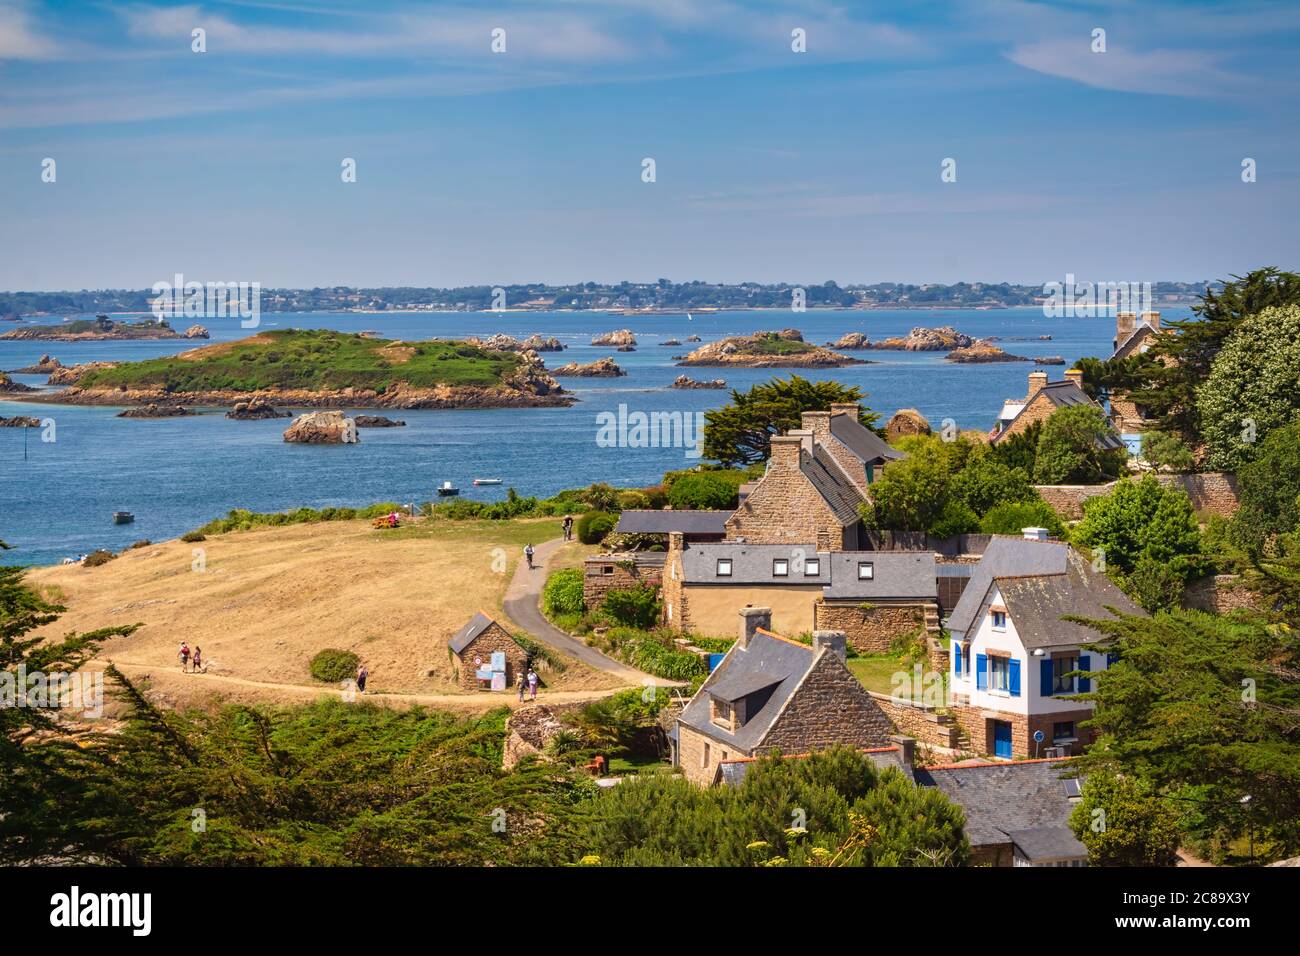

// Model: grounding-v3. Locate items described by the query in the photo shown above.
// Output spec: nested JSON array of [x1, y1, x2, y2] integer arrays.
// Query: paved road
[[502, 537, 681, 686]]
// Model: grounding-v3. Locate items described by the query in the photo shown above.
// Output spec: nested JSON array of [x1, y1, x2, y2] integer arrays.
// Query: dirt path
[[502, 537, 681, 687], [98, 658, 626, 712]]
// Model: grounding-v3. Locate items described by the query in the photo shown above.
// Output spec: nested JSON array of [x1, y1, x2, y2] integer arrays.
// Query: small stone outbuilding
[[448, 611, 529, 692]]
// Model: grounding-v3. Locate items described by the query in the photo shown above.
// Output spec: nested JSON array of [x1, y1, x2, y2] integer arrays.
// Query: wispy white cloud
[[0, 2, 61, 59], [1005, 39, 1242, 97]]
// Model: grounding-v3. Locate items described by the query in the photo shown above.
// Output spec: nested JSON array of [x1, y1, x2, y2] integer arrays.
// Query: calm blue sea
[[0, 307, 1189, 566]]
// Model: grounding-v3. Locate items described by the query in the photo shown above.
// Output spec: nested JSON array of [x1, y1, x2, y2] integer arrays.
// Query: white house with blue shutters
[[945, 533, 1144, 760]]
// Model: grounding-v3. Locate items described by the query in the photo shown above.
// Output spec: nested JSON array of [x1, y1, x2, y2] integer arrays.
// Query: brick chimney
[[738, 606, 771, 650], [1064, 368, 1084, 390], [890, 734, 916, 769], [812, 629, 847, 662], [1140, 310, 1161, 331], [1116, 311, 1136, 344], [768, 434, 804, 472], [830, 402, 860, 420], [1027, 370, 1048, 399]]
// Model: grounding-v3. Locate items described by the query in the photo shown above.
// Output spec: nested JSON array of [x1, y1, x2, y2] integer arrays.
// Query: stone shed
[[447, 611, 529, 692]]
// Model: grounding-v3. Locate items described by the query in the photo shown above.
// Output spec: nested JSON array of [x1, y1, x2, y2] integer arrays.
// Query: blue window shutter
[[953, 643, 963, 676], [1078, 654, 1091, 693], [1008, 658, 1021, 697], [975, 654, 988, 691], [1106, 651, 1119, 667], [1040, 659, 1054, 697]]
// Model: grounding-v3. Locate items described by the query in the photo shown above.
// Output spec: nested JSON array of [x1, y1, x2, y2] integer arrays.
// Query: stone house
[[915, 758, 1087, 866], [989, 370, 1125, 458], [671, 607, 893, 786], [1107, 310, 1163, 455], [945, 534, 1144, 759], [798, 401, 905, 494], [582, 551, 665, 610], [724, 432, 866, 549], [661, 533, 938, 646], [447, 611, 530, 692]]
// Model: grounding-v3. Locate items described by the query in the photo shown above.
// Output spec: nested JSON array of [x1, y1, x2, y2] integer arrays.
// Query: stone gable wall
[[583, 556, 663, 609], [813, 600, 927, 654], [450, 621, 529, 692], [761, 652, 893, 753]]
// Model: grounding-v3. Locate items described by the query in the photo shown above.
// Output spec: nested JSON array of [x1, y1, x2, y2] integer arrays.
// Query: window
[[989, 655, 1010, 692], [716, 558, 732, 577], [1053, 655, 1078, 694], [701, 742, 710, 768], [858, 561, 874, 580], [772, 558, 789, 577], [711, 698, 733, 728], [804, 558, 821, 576], [601, 565, 614, 576], [991, 610, 1007, 630], [1053, 721, 1075, 742]]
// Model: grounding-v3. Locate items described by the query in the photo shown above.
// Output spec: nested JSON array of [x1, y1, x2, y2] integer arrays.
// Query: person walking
[[178, 643, 190, 673], [524, 543, 535, 570], [527, 668, 539, 701], [191, 646, 203, 674], [562, 514, 573, 541], [517, 670, 527, 702], [356, 664, 368, 695]]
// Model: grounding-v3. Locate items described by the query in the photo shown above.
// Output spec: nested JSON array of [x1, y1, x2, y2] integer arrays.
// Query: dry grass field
[[26, 516, 623, 708]]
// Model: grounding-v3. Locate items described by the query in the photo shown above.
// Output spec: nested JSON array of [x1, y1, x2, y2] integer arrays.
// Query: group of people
[[516, 667, 540, 701], [177, 642, 204, 673]]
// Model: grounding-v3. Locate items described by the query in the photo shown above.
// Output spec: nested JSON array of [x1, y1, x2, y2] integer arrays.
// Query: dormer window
[[716, 558, 732, 577], [710, 697, 740, 731], [804, 558, 820, 576], [857, 561, 874, 580], [772, 559, 789, 577]]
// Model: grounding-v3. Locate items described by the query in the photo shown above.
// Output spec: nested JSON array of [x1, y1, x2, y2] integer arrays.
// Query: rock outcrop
[[9, 354, 62, 374], [183, 325, 210, 339], [686, 335, 702, 342], [829, 331, 871, 349], [283, 411, 360, 443], [677, 329, 862, 368], [117, 404, 196, 418], [869, 326, 975, 351], [226, 399, 291, 420], [0, 316, 182, 341], [0, 415, 41, 427], [47, 361, 117, 385], [551, 357, 626, 377], [466, 333, 565, 352], [0, 372, 35, 393], [885, 408, 931, 441], [1034, 355, 1066, 365], [591, 329, 636, 347], [661, 339, 682, 346], [354, 415, 406, 427], [945, 343, 1030, 363], [671, 374, 727, 389]]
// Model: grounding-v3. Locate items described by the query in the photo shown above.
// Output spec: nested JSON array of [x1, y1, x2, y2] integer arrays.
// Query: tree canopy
[[1031, 405, 1127, 485]]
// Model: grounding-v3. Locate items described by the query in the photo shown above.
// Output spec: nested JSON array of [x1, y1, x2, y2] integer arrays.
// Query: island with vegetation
[[676, 329, 863, 368], [0, 314, 208, 341], [34, 329, 572, 409]]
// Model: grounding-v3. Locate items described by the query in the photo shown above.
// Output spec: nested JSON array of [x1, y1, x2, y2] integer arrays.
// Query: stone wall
[[994, 390, 1056, 443], [450, 621, 530, 692], [1033, 482, 1116, 520], [947, 704, 1095, 760], [1183, 574, 1260, 614], [868, 693, 961, 749], [1036, 472, 1240, 521], [583, 554, 663, 609], [762, 651, 893, 753], [813, 600, 926, 654], [662, 534, 687, 630], [677, 723, 738, 786]]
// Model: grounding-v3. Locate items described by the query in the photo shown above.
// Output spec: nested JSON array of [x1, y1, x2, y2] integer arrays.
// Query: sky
[[1, 0, 1298, 290]]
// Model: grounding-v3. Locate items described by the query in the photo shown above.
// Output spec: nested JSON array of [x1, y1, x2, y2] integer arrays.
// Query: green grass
[[744, 334, 818, 355], [847, 653, 949, 702], [76, 328, 523, 393]]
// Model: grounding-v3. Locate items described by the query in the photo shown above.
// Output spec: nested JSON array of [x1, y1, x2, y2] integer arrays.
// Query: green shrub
[[310, 648, 360, 683], [578, 511, 616, 544], [180, 531, 206, 543], [129, 539, 152, 549], [542, 568, 586, 616], [979, 500, 1065, 538], [82, 549, 115, 568], [618, 491, 650, 510], [667, 471, 742, 510], [603, 584, 661, 629]]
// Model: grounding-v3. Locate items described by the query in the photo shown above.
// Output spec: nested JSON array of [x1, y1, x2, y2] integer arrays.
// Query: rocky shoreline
[[677, 329, 863, 368], [0, 316, 209, 342]]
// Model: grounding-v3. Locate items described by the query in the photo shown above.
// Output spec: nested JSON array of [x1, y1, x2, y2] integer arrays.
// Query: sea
[[0, 306, 1191, 566]]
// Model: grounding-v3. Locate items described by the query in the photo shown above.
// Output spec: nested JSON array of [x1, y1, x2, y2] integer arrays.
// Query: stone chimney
[[768, 434, 804, 472], [830, 402, 860, 420], [1116, 311, 1136, 344], [890, 734, 916, 769], [1140, 310, 1161, 331], [801, 410, 832, 447], [1064, 367, 1084, 390], [1027, 370, 1048, 399], [812, 629, 847, 662], [1022, 526, 1050, 541], [787, 427, 815, 456], [738, 607, 771, 650], [667, 531, 685, 555]]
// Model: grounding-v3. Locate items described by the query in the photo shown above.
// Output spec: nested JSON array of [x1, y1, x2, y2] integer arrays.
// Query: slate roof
[[998, 380, 1124, 451], [800, 445, 865, 525], [914, 759, 1083, 850], [993, 549, 1144, 651], [829, 412, 906, 464], [1007, 825, 1088, 863], [614, 510, 732, 535], [677, 629, 816, 751], [821, 550, 938, 601], [947, 537, 1070, 635], [448, 611, 495, 654], [679, 543, 830, 585], [1113, 322, 1157, 360]]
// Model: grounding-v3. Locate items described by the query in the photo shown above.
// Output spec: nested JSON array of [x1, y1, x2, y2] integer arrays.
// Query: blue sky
[[1, 0, 1298, 289]]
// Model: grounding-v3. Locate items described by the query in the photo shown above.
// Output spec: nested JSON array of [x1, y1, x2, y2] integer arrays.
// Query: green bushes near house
[[602, 584, 661, 629], [666, 470, 745, 510], [310, 648, 360, 683], [542, 568, 586, 617], [577, 511, 616, 544]]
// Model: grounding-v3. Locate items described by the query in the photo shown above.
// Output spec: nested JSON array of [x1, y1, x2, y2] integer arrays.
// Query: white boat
[[437, 481, 460, 497], [472, 478, 503, 486]]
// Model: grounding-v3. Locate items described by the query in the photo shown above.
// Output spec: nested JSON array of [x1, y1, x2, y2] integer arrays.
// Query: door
[[993, 720, 1013, 759]]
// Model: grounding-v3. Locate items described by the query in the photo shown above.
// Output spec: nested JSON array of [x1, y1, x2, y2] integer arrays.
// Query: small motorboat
[[113, 511, 135, 524], [437, 481, 460, 497], [473, 478, 502, 486]]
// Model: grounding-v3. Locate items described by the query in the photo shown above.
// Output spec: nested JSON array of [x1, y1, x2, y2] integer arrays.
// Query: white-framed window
[[1052, 655, 1078, 694], [804, 558, 821, 576], [772, 558, 789, 577], [990, 655, 1010, 692], [858, 561, 874, 580], [991, 609, 1007, 630], [716, 558, 732, 577]]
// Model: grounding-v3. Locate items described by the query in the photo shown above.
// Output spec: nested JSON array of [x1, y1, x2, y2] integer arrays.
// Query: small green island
[[676, 329, 864, 368], [0, 314, 209, 341], [42, 329, 572, 409]]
